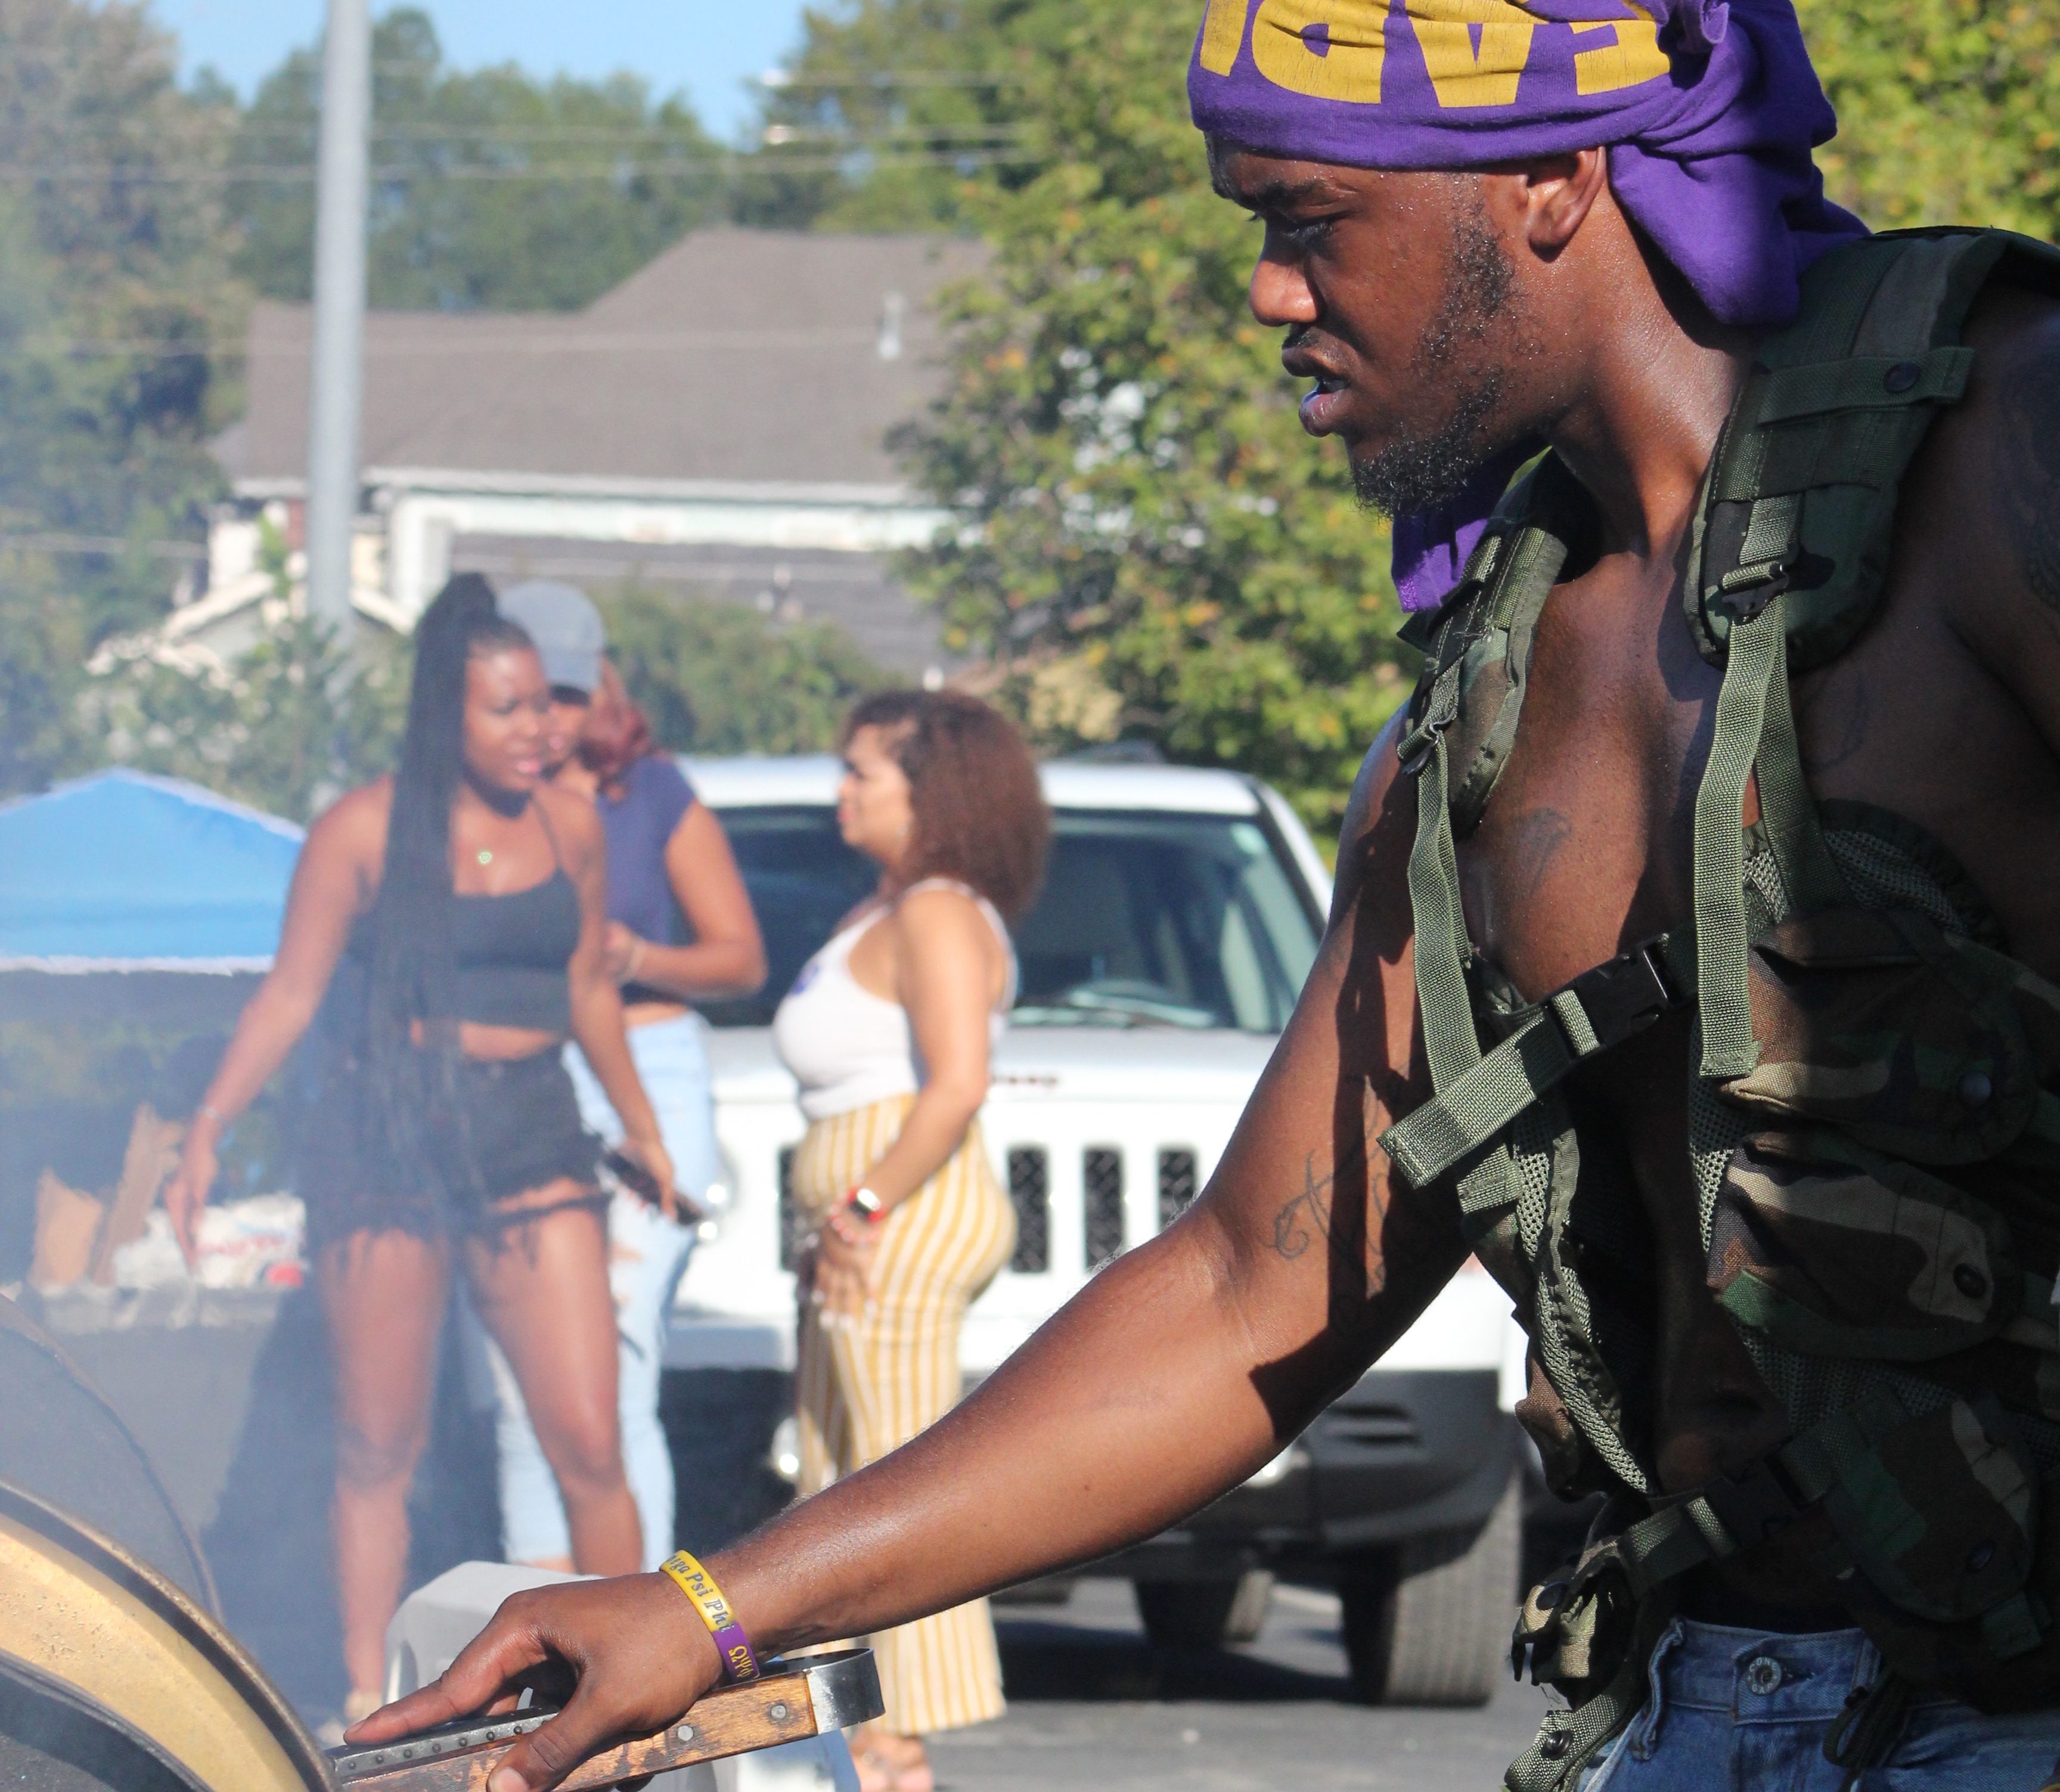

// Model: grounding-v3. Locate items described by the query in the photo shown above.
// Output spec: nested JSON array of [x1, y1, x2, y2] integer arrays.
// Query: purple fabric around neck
[[1187, 0, 1869, 611]]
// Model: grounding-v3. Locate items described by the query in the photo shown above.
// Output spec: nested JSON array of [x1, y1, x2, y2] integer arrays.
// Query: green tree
[[0, 0, 244, 796], [231, 9, 728, 312], [598, 587, 891, 757], [1798, 0, 2060, 241], [0, 0, 241, 661], [737, 0, 1042, 234], [84, 518, 408, 821], [88, 616, 408, 823], [0, 559, 91, 798], [765, 3, 1405, 835]]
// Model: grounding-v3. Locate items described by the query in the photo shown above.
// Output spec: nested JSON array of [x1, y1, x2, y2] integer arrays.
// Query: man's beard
[[1351, 200, 1525, 519], [1350, 373, 1508, 518]]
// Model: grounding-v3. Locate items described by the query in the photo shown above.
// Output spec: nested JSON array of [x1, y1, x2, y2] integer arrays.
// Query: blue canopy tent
[[0, 769, 303, 981], [0, 773, 305, 1272]]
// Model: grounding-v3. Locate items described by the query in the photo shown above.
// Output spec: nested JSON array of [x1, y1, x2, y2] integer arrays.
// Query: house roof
[[225, 228, 988, 491]]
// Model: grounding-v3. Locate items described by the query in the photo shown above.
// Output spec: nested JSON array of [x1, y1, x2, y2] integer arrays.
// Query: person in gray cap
[[498, 581, 608, 779]]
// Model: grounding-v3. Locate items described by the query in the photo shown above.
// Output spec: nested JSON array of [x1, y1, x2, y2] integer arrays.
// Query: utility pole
[[303, 0, 372, 633]]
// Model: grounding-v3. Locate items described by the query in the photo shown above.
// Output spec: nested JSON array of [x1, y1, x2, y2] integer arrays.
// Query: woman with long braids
[[165, 575, 671, 1726]]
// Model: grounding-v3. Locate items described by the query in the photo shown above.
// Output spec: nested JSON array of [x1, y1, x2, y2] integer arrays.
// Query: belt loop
[[1848, 1632, 1882, 1703], [1625, 1617, 1686, 1764]]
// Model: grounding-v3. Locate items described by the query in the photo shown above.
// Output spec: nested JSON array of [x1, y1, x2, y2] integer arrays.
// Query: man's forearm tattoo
[[1998, 349, 2060, 613], [1271, 1124, 1395, 1298], [1273, 1152, 1341, 1262]]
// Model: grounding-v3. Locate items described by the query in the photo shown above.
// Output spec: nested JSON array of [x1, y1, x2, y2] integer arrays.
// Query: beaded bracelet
[[660, 1551, 761, 1684]]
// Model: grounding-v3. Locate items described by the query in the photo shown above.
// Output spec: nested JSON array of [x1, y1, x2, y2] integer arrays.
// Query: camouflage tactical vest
[[1381, 229, 2060, 1789]]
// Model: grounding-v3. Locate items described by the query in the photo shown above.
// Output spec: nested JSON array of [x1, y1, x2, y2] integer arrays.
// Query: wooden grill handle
[[327, 1648, 882, 1792]]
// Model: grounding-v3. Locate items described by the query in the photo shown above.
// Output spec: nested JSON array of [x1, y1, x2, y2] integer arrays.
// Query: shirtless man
[[358, 4, 2060, 1785]]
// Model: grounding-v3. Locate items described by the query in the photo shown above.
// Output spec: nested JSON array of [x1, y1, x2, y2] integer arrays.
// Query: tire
[[1339, 1471, 1520, 1706], [1133, 1570, 1274, 1648]]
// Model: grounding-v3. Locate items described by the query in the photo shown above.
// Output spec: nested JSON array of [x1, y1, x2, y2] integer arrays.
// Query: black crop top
[[343, 808, 583, 1035], [449, 871, 582, 1031]]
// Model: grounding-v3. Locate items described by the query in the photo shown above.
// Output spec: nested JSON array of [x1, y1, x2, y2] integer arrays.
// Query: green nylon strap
[[1750, 620, 1848, 916], [1397, 652, 1465, 770], [1617, 1499, 1729, 1596], [1399, 721, 1518, 1216], [1504, 1668, 1644, 1792], [1738, 492, 1801, 569], [1406, 734, 1473, 1081], [1504, 1596, 1680, 1792], [1383, 1007, 1571, 1192], [1693, 595, 1789, 1078], [1754, 349, 1974, 425]]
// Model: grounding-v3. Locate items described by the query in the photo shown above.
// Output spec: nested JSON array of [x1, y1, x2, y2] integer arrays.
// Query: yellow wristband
[[660, 1551, 761, 1683]]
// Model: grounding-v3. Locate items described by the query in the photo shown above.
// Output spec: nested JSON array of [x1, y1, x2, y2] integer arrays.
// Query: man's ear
[[1521, 148, 1609, 257]]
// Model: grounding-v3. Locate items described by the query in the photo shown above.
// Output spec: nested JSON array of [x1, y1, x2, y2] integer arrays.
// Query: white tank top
[[772, 879, 1016, 1123]]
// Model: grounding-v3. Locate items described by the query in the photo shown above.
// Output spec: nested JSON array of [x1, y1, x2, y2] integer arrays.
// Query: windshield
[[699, 805, 1323, 1033]]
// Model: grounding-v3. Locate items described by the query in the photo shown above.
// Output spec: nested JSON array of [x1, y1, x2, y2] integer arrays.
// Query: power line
[[219, 122, 1029, 147], [4, 46, 1026, 87], [758, 70, 1027, 89], [0, 145, 1038, 185], [27, 326, 903, 357], [234, 123, 725, 144]]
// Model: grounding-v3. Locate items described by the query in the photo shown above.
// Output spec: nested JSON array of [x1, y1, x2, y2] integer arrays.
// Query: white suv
[[665, 755, 1527, 1704]]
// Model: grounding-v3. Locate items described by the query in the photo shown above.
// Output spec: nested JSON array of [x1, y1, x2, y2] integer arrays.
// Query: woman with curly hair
[[772, 689, 1049, 1792]]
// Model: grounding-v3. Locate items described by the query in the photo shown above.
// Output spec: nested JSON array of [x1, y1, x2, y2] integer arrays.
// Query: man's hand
[[345, 1574, 720, 1792]]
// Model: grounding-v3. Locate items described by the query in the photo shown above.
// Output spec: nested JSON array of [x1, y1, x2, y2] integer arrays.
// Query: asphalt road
[[930, 1579, 1553, 1792]]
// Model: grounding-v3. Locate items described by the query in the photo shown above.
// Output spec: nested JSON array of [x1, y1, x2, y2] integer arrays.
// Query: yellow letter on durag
[[1251, 0, 1388, 105], [1409, 0, 1537, 108]]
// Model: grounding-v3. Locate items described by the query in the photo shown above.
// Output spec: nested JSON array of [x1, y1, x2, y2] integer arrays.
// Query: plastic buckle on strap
[[1397, 715, 1449, 780], [1698, 1457, 1804, 1552], [1552, 935, 1687, 1056], [1715, 553, 1793, 624], [1397, 634, 1469, 778]]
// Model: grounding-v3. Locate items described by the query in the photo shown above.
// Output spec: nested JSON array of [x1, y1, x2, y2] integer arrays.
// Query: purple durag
[[1187, 0, 1868, 610]]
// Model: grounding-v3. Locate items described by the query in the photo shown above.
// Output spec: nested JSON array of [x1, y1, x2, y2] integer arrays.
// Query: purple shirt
[[598, 755, 697, 945]]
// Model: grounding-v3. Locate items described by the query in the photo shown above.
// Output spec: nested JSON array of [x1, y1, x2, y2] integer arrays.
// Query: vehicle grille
[[1007, 1147, 1050, 1273], [1084, 1146, 1125, 1268], [1323, 1406, 1421, 1449], [777, 1146, 806, 1272], [1158, 1148, 1197, 1227]]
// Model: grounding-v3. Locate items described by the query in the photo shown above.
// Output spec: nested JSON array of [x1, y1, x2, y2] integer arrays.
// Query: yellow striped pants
[[792, 1095, 1015, 1736]]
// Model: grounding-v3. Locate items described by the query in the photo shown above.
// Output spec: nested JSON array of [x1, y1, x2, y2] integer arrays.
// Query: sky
[[144, 0, 814, 141]]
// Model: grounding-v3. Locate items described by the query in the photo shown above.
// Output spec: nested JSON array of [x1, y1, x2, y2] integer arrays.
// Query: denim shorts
[[299, 1046, 600, 1251], [1578, 1618, 2060, 1790]]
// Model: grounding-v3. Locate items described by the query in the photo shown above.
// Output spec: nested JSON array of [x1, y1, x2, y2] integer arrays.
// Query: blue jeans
[[490, 1015, 720, 1570], [1579, 1618, 2060, 1790]]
